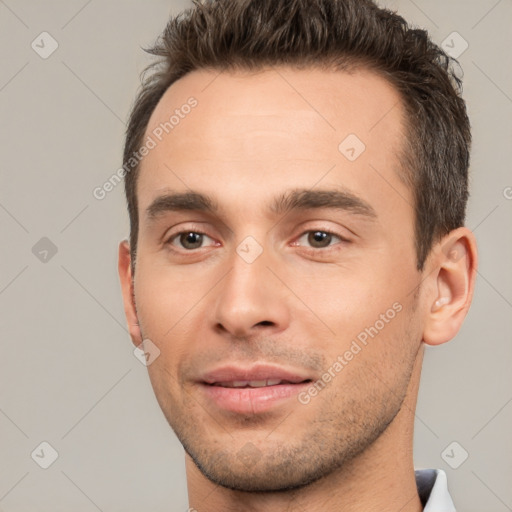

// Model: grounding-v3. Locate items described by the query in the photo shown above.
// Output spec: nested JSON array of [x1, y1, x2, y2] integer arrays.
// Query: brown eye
[[167, 229, 218, 252], [167, 231, 211, 250], [179, 232, 203, 249], [307, 231, 333, 248], [294, 230, 347, 250]]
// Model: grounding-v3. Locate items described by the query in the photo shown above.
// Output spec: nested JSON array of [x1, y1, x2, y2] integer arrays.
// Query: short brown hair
[[123, 0, 471, 271]]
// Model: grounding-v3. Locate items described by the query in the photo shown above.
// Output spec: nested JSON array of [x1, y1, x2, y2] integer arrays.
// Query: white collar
[[416, 469, 456, 511]]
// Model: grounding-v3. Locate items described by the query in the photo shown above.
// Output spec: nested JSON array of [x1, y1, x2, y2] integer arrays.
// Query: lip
[[201, 364, 312, 385], [198, 364, 313, 414]]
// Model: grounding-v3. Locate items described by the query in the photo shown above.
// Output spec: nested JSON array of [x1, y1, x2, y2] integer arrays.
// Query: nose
[[212, 247, 291, 339]]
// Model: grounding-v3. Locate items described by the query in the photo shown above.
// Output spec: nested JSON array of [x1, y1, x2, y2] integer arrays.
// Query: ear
[[118, 240, 143, 348], [422, 227, 478, 346]]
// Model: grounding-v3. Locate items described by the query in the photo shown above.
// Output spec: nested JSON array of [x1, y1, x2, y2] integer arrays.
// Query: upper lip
[[200, 364, 313, 385]]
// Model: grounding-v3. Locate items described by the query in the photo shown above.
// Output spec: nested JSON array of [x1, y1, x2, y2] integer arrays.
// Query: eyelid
[[291, 225, 352, 245], [293, 231, 340, 249], [162, 222, 352, 253], [163, 223, 219, 247], [168, 231, 217, 249]]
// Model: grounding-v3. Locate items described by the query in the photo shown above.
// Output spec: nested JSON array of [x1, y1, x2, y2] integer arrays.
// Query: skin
[[118, 66, 477, 512]]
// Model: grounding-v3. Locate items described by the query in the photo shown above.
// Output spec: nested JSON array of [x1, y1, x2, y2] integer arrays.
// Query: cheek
[[321, 305, 420, 414], [289, 267, 405, 329], [134, 265, 215, 391], [288, 264, 419, 368], [134, 263, 211, 340]]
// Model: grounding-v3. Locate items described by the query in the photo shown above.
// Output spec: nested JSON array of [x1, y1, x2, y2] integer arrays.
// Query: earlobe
[[423, 227, 478, 346], [118, 240, 143, 347]]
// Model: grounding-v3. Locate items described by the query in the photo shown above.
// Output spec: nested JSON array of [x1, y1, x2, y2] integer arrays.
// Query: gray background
[[0, 0, 511, 510]]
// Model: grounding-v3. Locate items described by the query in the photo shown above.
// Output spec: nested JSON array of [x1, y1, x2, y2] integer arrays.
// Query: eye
[[169, 231, 216, 250], [296, 230, 344, 249]]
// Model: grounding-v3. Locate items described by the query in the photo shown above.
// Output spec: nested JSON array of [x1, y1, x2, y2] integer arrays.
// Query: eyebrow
[[270, 188, 377, 218], [146, 191, 218, 220], [144, 188, 377, 222]]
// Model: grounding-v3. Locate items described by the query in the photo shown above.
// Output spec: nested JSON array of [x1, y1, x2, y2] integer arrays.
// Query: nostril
[[256, 320, 274, 327]]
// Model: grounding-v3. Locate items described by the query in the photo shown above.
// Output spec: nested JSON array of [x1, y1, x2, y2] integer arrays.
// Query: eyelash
[[165, 229, 217, 250], [165, 228, 349, 252], [293, 230, 348, 251]]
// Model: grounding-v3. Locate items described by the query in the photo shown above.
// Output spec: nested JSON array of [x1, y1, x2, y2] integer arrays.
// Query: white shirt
[[416, 469, 456, 511]]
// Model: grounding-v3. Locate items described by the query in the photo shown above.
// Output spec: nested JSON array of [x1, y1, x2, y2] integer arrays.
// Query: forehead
[[145, 66, 405, 150], [138, 66, 409, 216]]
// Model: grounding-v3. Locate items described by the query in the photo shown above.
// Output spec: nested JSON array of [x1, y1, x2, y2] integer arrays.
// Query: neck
[[186, 345, 425, 512]]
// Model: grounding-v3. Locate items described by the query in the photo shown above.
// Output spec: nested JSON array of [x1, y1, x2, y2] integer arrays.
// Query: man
[[118, 0, 478, 510]]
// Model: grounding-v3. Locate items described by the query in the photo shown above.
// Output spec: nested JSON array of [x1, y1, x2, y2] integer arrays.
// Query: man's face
[[129, 67, 426, 491]]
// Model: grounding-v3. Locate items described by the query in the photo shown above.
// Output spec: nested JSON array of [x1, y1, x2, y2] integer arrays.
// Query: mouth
[[198, 365, 313, 414], [207, 378, 310, 388]]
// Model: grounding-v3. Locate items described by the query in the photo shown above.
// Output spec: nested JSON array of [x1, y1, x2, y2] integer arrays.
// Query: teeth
[[216, 379, 284, 388], [248, 380, 267, 388]]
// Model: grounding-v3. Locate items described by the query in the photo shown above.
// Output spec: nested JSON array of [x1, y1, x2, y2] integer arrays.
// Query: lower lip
[[199, 382, 311, 414]]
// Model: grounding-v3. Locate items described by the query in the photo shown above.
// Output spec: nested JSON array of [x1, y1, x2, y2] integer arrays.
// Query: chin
[[181, 435, 360, 494], [188, 451, 327, 492]]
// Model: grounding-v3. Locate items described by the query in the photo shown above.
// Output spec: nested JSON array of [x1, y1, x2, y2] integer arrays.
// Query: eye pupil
[[308, 231, 331, 248], [180, 232, 203, 249]]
